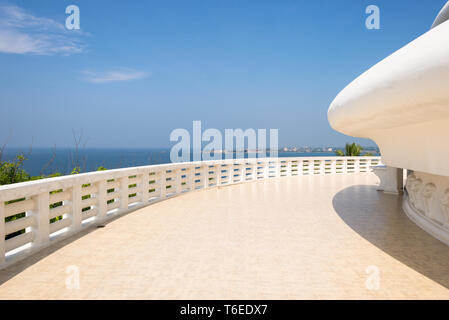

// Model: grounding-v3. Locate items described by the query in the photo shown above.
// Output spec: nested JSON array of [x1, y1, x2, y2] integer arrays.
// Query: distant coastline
[[1, 147, 380, 177]]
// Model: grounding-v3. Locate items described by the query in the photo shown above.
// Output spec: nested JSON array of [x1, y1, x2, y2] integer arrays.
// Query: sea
[[0, 147, 375, 177]]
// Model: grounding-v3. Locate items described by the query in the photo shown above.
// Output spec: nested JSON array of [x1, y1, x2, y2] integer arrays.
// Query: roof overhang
[[328, 2, 449, 176]]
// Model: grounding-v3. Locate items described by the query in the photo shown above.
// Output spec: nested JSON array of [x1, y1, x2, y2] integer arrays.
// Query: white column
[[120, 176, 129, 211], [0, 201, 5, 264], [35, 192, 50, 244], [71, 185, 82, 230], [97, 180, 107, 220], [372, 165, 404, 194]]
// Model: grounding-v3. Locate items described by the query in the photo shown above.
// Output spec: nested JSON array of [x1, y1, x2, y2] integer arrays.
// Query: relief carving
[[406, 175, 422, 210], [440, 189, 449, 228], [422, 183, 436, 218]]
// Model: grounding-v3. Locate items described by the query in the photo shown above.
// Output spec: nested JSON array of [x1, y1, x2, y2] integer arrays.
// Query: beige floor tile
[[0, 173, 449, 299]]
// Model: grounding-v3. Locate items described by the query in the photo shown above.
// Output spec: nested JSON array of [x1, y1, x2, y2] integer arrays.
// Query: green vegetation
[[0, 154, 29, 185], [1, 153, 109, 239], [335, 143, 374, 157]]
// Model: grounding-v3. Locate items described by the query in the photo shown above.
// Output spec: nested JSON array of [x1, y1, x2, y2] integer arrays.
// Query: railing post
[[331, 159, 336, 174], [120, 176, 129, 211], [276, 160, 281, 177], [244, 162, 249, 181], [229, 163, 235, 183], [355, 158, 361, 173], [320, 160, 325, 175], [71, 184, 82, 230], [297, 160, 303, 176], [203, 164, 208, 189], [188, 167, 195, 191], [243, 163, 248, 181], [175, 169, 182, 194], [237, 163, 243, 182], [160, 170, 167, 198], [286, 160, 292, 176], [215, 164, 221, 186], [263, 161, 269, 179], [252, 161, 257, 180], [0, 201, 5, 265], [35, 192, 50, 244], [97, 180, 107, 220], [141, 171, 150, 202]]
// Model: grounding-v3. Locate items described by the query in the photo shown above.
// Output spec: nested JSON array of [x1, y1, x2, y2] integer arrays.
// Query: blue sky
[[0, 0, 446, 148]]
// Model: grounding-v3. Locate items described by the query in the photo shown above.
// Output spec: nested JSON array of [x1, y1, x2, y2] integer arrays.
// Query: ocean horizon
[[0, 147, 377, 177]]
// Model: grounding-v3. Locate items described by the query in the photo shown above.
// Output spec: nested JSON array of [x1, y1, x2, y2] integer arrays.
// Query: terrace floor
[[1, 173, 449, 299]]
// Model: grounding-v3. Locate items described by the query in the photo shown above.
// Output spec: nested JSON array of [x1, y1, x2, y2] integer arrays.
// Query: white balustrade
[[0, 156, 380, 269]]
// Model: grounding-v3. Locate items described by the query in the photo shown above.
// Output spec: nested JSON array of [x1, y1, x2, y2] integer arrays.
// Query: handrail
[[0, 156, 381, 269]]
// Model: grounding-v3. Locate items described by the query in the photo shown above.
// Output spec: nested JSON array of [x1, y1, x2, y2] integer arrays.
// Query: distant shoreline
[[1, 147, 380, 177]]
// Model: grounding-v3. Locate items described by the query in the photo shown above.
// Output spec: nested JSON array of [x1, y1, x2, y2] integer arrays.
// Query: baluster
[[97, 180, 107, 220], [189, 166, 195, 191], [238, 163, 242, 182], [274, 159, 282, 178], [35, 192, 50, 244], [216, 164, 222, 186], [0, 201, 5, 264], [175, 169, 182, 194], [245, 162, 249, 181], [262, 161, 270, 180], [71, 184, 82, 230], [203, 164, 208, 189], [331, 159, 336, 174], [297, 160, 303, 176], [320, 160, 325, 175], [229, 163, 235, 183], [286, 160, 292, 177], [140, 173, 148, 202], [252, 161, 257, 180], [160, 170, 167, 198], [120, 176, 129, 211]]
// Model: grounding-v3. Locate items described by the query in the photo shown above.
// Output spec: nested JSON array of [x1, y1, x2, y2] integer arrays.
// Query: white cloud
[[82, 68, 148, 83], [0, 5, 86, 55]]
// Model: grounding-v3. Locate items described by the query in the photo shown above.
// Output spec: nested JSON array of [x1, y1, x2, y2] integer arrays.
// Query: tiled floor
[[1, 173, 449, 299]]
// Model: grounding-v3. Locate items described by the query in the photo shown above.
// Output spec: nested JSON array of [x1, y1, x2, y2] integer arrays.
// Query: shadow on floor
[[333, 184, 449, 289]]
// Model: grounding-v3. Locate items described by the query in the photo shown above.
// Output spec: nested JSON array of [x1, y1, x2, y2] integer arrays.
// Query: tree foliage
[[0, 154, 30, 185], [335, 143, 374, 157]]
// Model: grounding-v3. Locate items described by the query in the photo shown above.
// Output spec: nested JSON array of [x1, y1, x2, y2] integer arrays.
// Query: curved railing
[[0, 156, 381, 269]]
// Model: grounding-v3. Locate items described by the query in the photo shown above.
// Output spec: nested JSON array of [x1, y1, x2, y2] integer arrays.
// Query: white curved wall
[[432, 1, 449, 29], [404, 171, 449, 246], [328, 17, 449, 177]]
